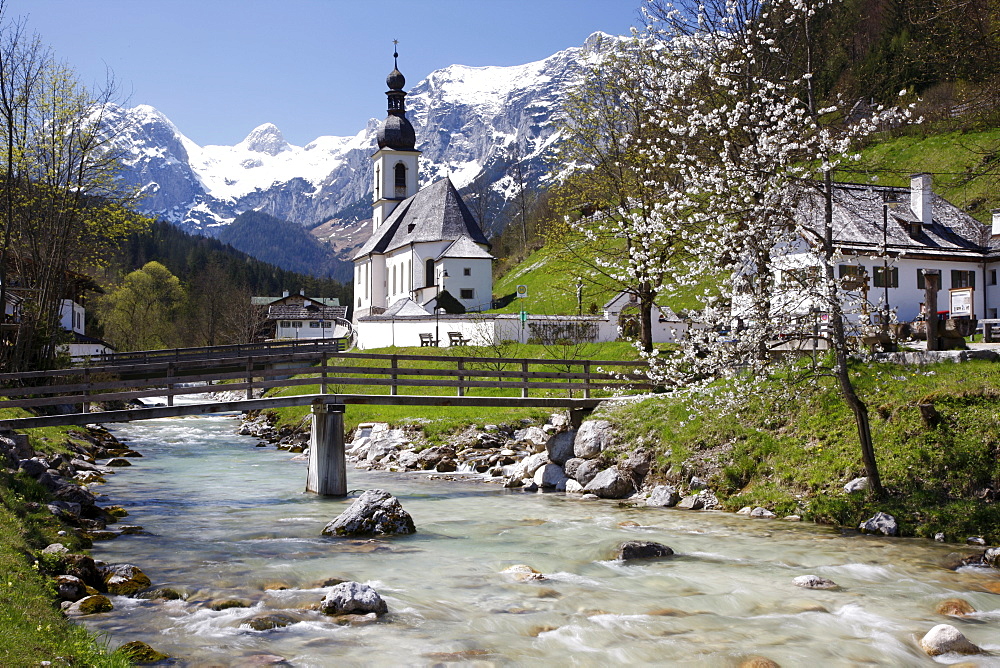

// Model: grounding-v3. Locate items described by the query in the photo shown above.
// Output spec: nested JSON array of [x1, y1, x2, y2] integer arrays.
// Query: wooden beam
[[0, 394, 615, 430]]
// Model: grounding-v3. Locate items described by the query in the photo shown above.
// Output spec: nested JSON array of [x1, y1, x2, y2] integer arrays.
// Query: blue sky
[[13, 1, 644, 146]]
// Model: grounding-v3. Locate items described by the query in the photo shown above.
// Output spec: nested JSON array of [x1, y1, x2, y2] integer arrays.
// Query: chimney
[[910, 173, 933, 226], [282, 290, 289, 298], [993, 209, 1000, 237], [300, 289, 305, 296]]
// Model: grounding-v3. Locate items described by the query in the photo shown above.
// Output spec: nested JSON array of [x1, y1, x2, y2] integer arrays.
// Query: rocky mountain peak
[[240, 123, 290, 156]]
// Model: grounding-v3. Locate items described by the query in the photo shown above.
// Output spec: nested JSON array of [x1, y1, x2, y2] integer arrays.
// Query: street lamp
[[434, 307, 444, 347]]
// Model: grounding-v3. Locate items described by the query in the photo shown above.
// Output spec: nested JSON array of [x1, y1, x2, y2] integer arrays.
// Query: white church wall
[[438, 257, 493, 312]]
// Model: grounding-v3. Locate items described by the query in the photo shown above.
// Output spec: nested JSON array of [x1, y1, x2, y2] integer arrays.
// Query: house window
[[951, 269, 975, 289], [872, 266, 898, 288], [838, 264, 866, 289], [460, 288, 474, 300], [280, 321, 291, 328], [292, 321, 302, 328], [990, 270, 997, 286], [309, 321, 321, 328], [463, 267, 471, 276]]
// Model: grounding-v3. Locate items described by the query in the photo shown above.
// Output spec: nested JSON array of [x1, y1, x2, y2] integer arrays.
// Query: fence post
[[457, 359, 464, 397], [390, 354, 398, 396], [521, 360, 529, 398], [166, 362, 175, 407], [583, 361, 591, 399], [320, 353, 328, 395], [80, 368, 90, 415], [246, 359, 254, 400]]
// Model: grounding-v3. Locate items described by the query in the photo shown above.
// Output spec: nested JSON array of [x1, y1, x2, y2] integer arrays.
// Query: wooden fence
[[0, 351, 650, 415]]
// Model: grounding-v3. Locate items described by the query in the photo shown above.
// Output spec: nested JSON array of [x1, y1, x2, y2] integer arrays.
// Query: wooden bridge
[[0, 345, 650, 496]]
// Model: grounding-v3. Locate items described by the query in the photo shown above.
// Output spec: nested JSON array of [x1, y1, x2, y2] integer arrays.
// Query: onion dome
[[377, 42, 416, 151]]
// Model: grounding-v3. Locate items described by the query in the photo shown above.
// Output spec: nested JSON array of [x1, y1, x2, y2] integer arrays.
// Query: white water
[[81, 411, 1000, 666]]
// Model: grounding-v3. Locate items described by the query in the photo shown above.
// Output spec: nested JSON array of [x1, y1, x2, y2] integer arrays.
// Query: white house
[[781, 174, 997, 324], [352, 52, 494, 322]]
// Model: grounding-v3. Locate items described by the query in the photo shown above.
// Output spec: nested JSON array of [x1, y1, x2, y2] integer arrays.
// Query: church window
[[426, 258, 435, 287], [375, 165, 380, 199], [395, 163, 407, 197], [392, 265, 397, 294], [463, 267, 471, 276]]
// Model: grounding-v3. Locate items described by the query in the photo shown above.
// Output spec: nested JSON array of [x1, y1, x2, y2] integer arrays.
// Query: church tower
[[372, 44, 421, 230]]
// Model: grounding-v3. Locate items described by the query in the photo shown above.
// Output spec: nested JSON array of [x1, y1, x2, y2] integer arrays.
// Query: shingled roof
[[795, 182, 989, 259], [267, 304, 348, 321], [353, 177, 490, 260]]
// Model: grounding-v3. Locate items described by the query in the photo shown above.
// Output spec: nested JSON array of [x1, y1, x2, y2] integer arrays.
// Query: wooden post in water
[[306, 402, 347, 496]]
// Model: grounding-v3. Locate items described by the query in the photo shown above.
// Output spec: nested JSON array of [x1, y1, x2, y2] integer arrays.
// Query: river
[[80, 410, 1000, 666]]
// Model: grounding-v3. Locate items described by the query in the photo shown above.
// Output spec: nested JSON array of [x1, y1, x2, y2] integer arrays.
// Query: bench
[[419, 333, 438, 347], [447, 331, 471, 346]]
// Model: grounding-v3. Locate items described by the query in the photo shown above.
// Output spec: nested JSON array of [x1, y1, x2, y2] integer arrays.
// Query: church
[[352, 51, 494, 322]]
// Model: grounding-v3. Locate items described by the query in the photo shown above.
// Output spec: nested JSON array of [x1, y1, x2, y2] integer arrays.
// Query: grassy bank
[[601, 358, 1000, 542], [0, 407, 129, 667]]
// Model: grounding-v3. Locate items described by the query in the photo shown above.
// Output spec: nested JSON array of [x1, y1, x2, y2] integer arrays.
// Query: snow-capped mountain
[[110, 32, 610, 264]]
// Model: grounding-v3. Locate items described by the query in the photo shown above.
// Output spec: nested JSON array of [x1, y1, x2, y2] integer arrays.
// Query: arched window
[[392, 265, 397, 295], [375, 165, 380, 199], [426, 258, 435, 287], [394, 163, 407, 197]]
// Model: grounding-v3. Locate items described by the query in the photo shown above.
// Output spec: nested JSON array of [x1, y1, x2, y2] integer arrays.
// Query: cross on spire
[[393, 39, 399, 67]]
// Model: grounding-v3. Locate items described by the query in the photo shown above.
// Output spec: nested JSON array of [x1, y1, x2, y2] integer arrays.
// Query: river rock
[[319, 581, 388, 616], [106, 457, 131, 467], [563, 457, 586, 479], [739, 658, 780, 668], [242, 613, 299, 631], [565, 479, 584, 493], [321, 489, 416, 537], [844, 477, 869, 493], [582, 467, 634, 499], [984, 547, 1000, 568], [512, 452, 548, 480], [573, 420, 613, 459], [737, 506, 752, 515], [514, 426, 548, 451], [574, 459, 602, 486], [54, 575, 87, 602], [935, 598, 976, 616], [99, 563, 152, 596], [688, 476, 707, 491], [749, 507, 776, 519], [647, 485, 681, 508], [501, 564, 544, 582], [210, 599, 251, 611], [676, 495, 704, 510], [435, 458, 457, 473], [545, 431, 575, 466], [534, 463, 568, 489], [62, 554, 104, 591], [397, 450, 421, 469], [502, 475, 524, 488], [792, 575, 838, 590], [42, 542, 69, 556], [967, 536, 986, 546], [919, 624, 983, 656], [617, 541, 674, 560], [859, 511, 898, 536], [116, 640, 170, 664], [18, 458, 48, 477], [67, 594, 113, 615]]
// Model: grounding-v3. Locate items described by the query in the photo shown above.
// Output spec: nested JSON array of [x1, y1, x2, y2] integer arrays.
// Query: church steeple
[[372, 41, 420, 230]]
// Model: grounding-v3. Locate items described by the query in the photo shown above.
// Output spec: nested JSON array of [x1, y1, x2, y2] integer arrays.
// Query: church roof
[[379, 298, 432, 317], [353, 178, 490, 259], [437, 235, 494, 260]]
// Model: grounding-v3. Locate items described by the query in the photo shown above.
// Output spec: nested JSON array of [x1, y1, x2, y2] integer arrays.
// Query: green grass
[[848, 127, 1000, 222], [263, 343, 642, 443], [0, 471, 130, 667], [602, 359, 1000, 541]]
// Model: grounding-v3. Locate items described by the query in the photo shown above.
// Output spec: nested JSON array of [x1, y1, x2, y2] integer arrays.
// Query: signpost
[[950, 288, 974, 318]]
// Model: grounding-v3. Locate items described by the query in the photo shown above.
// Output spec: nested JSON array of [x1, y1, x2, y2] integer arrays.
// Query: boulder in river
[[647, 485, 681, 508], [858, 511, 898, 536], [242, 613, 299, 631], [54, 574, 87, 602], [66, 594, 113, 615], [534, 463, 568, 490], [935, 598, 976, 616], [62, 554, 104, 591], [573, 420, 613, 459], [749, 507, 776, 519], [617, 541, 674, 560], [676, 495, 704, 510], [319, 581, 388, 616], [984, 547, 1000, 568], [792, 575, 838, 590], [574, 459, 602, 487], [99, 563, 152, 596], [501, 564, 545, 582], [919, 624, 983, 656], [321, 489, 416, 537], [116, 640, 170, 664], [563, 457, 585, 480], [582, 467, 635, 499]]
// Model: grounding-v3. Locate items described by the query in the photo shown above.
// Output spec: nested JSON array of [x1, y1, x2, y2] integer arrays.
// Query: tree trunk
[[823, 172, 885, 499]]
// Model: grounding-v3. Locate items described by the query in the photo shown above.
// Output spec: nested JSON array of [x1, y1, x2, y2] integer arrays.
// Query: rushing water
[[81, 409, 1000, 667]]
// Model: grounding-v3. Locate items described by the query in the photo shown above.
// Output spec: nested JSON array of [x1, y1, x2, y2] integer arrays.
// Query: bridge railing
[[70, 338, 347, 367], [0, 351, 651, 413]]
